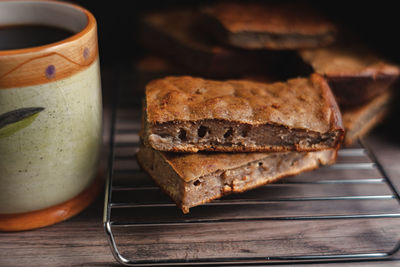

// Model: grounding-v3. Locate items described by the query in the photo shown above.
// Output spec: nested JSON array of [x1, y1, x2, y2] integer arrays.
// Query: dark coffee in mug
[[0, 25, 73, 50]]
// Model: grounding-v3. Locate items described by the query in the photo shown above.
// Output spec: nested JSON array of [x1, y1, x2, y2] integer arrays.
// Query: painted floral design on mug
[[0, 107, 45, 138]]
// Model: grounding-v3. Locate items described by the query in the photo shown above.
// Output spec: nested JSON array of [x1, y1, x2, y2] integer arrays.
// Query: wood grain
[[0, 196, 117, 267], [111, 219, 400, 260], [105, 111, 400, 265], [1, 98, 400, 266]]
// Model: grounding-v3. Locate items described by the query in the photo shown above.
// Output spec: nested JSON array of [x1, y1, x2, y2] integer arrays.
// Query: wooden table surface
[[1, 68, 400, 266], [0, 121, 399, 267]]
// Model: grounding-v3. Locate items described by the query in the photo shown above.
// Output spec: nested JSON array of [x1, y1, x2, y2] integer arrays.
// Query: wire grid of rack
[[103, 86, 400, 266]]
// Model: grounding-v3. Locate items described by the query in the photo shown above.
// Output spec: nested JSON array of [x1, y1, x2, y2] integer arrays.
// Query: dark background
[[70, 1, 400, 66], [71, 0, 400, 140]]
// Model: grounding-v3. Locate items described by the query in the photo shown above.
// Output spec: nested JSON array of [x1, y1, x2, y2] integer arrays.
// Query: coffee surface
[[0, 25, 73, 50]]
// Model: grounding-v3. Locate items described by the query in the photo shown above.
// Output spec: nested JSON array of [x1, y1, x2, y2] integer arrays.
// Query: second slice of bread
[[137, 145, 337, 213]]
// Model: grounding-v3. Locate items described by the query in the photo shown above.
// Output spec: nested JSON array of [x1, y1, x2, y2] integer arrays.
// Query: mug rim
[[0, 0, 96, 56]]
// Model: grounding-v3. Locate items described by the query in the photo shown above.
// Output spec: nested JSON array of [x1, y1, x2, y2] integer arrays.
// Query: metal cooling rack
[[103, 86, 400, 266]]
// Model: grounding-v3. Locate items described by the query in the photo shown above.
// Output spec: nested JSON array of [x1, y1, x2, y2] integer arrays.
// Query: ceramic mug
[[0, 0, 102, 231]]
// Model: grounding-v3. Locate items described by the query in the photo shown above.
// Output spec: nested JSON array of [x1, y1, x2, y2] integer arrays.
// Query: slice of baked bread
[[139, 8, 282, 78], [143, 74, 344, 152], [342, 91, 392, 145], [299, 45, 400, 108], [200, 2, 336, 50], [137, 145, 337, 213]]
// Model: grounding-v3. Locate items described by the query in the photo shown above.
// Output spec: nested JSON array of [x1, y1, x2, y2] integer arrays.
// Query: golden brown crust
[[299, 46, 400, 77], [313, 74, 344, 134], [162, 152, 269, 182], [343, 92, 392, 145], [201, 2, 336, 49], [146, 75, 343, 133], [137, 145, 337, 213], [299, 45, 399, 108], [139, 145, 337, 182], [163, 149, 336, 182], [202, 2, 335, 35]]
